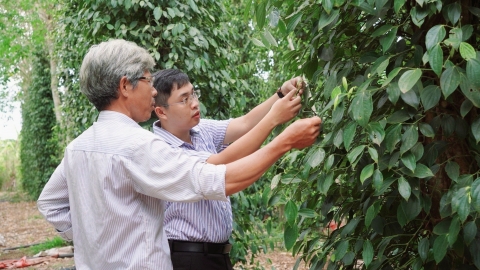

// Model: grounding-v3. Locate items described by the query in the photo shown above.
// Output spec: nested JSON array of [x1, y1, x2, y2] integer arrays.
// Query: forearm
[[224, 135, 290, 195], [207, 114, 277, 164], [224, 94, 278, 143]]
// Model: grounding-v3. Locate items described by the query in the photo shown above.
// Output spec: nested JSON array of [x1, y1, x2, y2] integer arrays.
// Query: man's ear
[[154, 106, 168, 120], [119, 76, 130, 98]]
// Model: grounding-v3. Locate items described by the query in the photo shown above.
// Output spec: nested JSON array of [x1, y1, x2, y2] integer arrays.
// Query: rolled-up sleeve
[[129, 136, 228, 202]]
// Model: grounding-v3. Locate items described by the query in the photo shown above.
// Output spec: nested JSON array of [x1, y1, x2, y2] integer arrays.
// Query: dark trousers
[[169, 240, 233, 270]]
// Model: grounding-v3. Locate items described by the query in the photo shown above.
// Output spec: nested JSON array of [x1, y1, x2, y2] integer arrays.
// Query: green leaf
[[447, 2, 461, 24], [463, 221, 477, 245], [318, 172, 334, 195], [153, 7, 162, 20], [284, 224, 298, 250], [271, 173, 281, 190], [420, 85, 441, 111], [262, 30, 278, 47], [419, 122, 435, 138], [367, 122, 385, 145], [365, 203, 379, 227], [343, 122, 357, 151], [368, 147, 378, 163], [385, 124, 402, 152], [386, 82, 401, 104], [418, 238, 429, 262], [371, 56, 390, 76], [362, 240, 374, 267], [472, 177, 480, 212], [372, 24, 393, 37], [318, 9, 339, 30], [285, 200, 298, 226], [287, 13, 303, 33], [255, 1, 266, 29], [360, 164, 374, 184], [433, 235, 448, 263], [334, 240, 349, 262], [440, 66, 461, 98], [251, 38, 265, 47], [351, 91, 373, 127], [472, 117, 480, 143], [398, 177, 411, 201], [413, 164, 434, 178], [425, 25, 446, 51], [307, 148, 326, 168], [324, 154, 335, 171], [445, 162, 460, 182], [452, 187, 470, 222], [298, 208, 316, 218], [401, 89, 420, 109], [467, 58, 480, 89], [460, 42, 476, 60], [401, 152, 416, 172], [341, 217, 360, 237], [448, 216, 461, 246], [429, 44, 443, 76], [400, 125, 418, 155], [460, 73, 480, 108], [382, 67, 402, 87], [460, 100, 473, 118], [394, 0, 406, 13], [372, 169, 384, 190], [347, 145, 365, 165], [398, 69, 422, 93], [434, 219, 451, 235], [380, 27, 397, 53], [387, 109, 411, 123]]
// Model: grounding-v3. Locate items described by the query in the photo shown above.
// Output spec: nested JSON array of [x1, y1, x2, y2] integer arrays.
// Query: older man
[[37, 39, 321, 269]]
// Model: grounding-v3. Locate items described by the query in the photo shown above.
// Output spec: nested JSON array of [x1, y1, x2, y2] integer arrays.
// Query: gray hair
[[79, 39, 155, 110]]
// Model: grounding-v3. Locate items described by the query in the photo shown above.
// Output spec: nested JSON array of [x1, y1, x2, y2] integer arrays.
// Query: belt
[[168, 240, 232, 254]]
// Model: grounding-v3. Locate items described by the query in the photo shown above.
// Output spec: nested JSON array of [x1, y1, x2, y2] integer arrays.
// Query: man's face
[[128, 73, 157, 123], [162, 82, 201, 131]]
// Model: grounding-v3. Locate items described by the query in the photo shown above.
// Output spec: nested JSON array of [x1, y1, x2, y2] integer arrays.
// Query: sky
[[0, 81, 22, 141], [0, 101, 21, 140]]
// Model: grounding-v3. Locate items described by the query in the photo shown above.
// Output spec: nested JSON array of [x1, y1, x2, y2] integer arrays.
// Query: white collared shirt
[[37, 111, 227, 270]]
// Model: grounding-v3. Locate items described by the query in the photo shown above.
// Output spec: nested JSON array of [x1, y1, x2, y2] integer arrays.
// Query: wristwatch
[[276, 87, 284, 98]]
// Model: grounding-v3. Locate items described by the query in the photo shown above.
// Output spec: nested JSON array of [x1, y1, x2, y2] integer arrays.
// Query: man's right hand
[[267, 89, 302, 125], [280, 116, 322, 149]]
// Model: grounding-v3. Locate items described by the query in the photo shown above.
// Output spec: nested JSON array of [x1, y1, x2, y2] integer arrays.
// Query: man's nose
[[152, 87, 158, 97]]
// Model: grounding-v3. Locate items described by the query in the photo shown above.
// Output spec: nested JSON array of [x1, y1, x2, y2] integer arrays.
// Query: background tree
[[251, 0, 480, 269], [56, 0, 279, 264], [19, 48, 59, 199]]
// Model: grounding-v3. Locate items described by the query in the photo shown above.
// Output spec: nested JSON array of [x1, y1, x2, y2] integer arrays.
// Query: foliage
[[29, 236, 68, 255], [57, 0, 277, 264], [251, 0, 480, 269], [19, 49, 59, 199], [0, 139, 20, 191]]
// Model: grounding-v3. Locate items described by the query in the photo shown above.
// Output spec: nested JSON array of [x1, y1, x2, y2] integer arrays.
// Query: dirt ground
[[0, 193, 309, 270]]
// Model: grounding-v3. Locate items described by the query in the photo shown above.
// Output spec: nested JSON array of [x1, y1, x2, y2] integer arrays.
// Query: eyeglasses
[[162, 90, 201, 107], [135, 75, 155, 87]]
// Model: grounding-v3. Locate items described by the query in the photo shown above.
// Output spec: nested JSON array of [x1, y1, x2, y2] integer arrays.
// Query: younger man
[[152, 69, 306, 269]]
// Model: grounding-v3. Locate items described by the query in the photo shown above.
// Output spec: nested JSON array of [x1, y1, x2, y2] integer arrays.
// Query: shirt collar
[[152, 120, 200, 148], [98, 110, 140, 128]]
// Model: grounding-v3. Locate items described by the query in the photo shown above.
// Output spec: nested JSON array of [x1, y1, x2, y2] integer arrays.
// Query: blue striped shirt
[[153, 119, 233, 243], [37, 111, 227, 270]]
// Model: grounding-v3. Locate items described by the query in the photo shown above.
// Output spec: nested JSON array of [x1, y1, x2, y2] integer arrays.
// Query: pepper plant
[[251, 0, 480, 269]]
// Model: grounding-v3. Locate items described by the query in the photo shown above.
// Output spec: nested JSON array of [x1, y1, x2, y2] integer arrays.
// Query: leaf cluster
[[251, 0, 480, 269]]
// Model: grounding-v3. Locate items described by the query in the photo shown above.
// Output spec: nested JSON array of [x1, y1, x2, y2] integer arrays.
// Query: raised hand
[[279, 116, 322, 150], [267, 89, 302, 125]]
